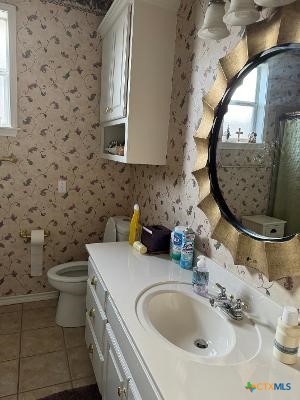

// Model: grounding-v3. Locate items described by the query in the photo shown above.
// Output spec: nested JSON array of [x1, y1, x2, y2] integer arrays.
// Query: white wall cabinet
[[98, 0, 179, 165], [85, 257, 158, 400]]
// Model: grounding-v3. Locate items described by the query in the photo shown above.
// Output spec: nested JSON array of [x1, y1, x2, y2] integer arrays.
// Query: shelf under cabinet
[[101, 121, 127, 161]]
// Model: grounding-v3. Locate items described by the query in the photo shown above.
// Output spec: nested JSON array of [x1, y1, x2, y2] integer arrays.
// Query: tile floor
[[0, 299, 96, 400]]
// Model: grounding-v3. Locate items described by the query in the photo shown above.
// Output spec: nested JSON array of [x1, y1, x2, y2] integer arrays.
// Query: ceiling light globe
[[198, 0, 230, 40], [223, 0, 260, 26]]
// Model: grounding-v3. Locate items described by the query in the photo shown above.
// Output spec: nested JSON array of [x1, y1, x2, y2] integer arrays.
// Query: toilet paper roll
[[31, 230, 44, 277]]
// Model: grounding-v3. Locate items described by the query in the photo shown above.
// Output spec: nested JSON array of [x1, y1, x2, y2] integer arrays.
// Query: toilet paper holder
[[20, 229, 50, 243]]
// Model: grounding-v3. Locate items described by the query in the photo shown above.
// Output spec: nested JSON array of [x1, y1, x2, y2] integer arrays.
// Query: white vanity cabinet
[[98, 0, 179, 165], [85, 256, 158, 400]]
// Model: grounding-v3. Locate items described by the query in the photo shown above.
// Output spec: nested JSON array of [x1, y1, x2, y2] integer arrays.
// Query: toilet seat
[[47, 261, 88, 284]]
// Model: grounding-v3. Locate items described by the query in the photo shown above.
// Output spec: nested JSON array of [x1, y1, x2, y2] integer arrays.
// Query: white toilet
[[47, 216, 130, 327]]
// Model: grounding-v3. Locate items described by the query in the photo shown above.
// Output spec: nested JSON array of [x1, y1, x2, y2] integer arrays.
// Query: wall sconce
[[223, 0, 260, 26], [255, 0, 296, 6], [198, 0, 230, 40], [198, 0, 297, 40]]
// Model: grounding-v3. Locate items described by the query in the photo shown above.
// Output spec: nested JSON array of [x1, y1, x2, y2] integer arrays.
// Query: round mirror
[[209, 44, 300, 241]]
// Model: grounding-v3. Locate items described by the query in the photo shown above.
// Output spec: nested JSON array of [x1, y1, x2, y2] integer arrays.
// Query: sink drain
[[194, 338, 208, 349]]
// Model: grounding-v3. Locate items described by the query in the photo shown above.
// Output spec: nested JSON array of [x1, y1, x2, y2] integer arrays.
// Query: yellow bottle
[[129, 204, 140, 245]]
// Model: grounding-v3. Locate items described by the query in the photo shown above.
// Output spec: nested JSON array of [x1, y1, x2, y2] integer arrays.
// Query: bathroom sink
[[136, 283, 261, 365]]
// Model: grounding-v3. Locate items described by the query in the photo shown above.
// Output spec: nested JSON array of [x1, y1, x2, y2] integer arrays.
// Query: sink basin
[[136, 283, 261, 365]]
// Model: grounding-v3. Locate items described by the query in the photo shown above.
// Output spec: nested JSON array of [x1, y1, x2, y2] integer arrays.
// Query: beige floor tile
[[19, 350, 70, 392], [1, 395, 18, 400], [63, 327, 85, 349], [0, 359, 19, 397], [0, 333, 20, 362], [67, 346, 93, 380], [72, 375, 96, 389], [23, 299, 58, 311], [0, 312, 21, 334], [0, 304, 22, 314], [18, 382, 72, 400], [21, 326, 64, 357], [22, 307, 56, 331]]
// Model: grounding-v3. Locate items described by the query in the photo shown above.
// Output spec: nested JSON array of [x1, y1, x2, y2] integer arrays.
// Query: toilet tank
[[116, 216, 130, 241], [103, 216, 130, 243]]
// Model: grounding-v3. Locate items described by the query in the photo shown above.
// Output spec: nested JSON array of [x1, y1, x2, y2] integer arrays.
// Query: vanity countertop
[[86, 241, 300, 400]]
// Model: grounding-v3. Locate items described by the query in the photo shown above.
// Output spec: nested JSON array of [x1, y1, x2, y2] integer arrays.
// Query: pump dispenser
[[192, 255, 209, 296]]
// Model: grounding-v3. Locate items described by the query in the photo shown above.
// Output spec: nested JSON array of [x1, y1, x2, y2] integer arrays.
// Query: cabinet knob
[[89, 308, 96, 318], [91, 276, 98, 287], [117, 386, 127, 398], [105, 107, 110, 113], [88, 344, 94, 354]]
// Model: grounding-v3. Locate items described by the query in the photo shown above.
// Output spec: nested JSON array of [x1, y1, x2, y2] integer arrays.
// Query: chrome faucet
[[209, 283, 248, 320]]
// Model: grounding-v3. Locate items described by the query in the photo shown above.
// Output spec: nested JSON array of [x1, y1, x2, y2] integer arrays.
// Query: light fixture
[[198, 0, 297, 41], [254, 0, 296, 7], [223, 0, 260, 26], [198, 0, 230, 40]]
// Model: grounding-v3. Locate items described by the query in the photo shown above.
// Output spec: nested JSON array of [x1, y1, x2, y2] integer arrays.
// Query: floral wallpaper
[[40, 0, 113, 15], [1, 0, 299, 306], [131, 0, 300, 306], [0, 0, 131, 296]]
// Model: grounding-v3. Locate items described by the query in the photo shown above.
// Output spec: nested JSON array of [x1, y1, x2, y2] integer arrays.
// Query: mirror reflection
[[216, 48, 300, 238]]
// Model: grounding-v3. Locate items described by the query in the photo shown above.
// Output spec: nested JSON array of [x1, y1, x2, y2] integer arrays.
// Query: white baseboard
[[0, 291, 59, 306]]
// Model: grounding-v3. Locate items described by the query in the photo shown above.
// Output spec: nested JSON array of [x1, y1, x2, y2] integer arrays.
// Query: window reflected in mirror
[[213, 47, 300, 239], [222, 66, 268, 144]]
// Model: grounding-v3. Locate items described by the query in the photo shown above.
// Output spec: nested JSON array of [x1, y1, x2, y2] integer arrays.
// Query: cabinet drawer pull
[[117, 386, 127, 398], [89, 308, 96, 318], [88, 344, 94, 354], [91, 276, 98, 287]]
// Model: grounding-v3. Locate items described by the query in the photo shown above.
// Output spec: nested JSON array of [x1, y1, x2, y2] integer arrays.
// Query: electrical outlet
[[58, 179, 67, 194]]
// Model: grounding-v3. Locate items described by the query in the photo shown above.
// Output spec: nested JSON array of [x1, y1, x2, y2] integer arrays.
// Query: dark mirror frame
[[208, 43, 300, 243]]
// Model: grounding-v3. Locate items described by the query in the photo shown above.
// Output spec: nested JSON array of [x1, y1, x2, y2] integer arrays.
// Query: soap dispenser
[[192, 255, 209, 297], [273, 306, 300, 365]]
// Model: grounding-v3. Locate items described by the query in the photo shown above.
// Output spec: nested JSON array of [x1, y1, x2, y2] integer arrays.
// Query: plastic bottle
[[273, 306, 300, 365], [133, 241, 147, 254], [192, 255, 209, 296], [171, 226, 185, 264], [128, 204, 140, 245], [180, 228, 195, 270], [169, 230, 174, 258]]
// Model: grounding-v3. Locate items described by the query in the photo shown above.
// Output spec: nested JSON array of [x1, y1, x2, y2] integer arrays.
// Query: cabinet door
[[104, 347, 125, 400], [85, 317, 105, 393], [100, 5, 131, 123], [127, 382, 142, 400], [100, 30, 113, 122], [103, 325, 128, 400]]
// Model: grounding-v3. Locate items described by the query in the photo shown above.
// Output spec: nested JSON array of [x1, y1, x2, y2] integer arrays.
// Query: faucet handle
[[216, 283, 227, 299], [235, 298, 248, 311]]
